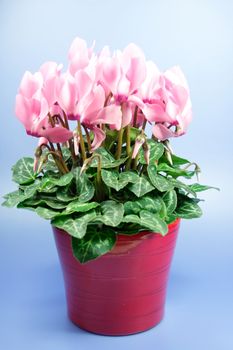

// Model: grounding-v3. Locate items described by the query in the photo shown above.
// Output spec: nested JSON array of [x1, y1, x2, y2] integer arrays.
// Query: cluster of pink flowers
[[15, 37, 192, 151]]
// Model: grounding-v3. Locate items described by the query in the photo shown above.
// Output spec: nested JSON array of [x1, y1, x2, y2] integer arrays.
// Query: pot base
[[68, 308, 164, 336]]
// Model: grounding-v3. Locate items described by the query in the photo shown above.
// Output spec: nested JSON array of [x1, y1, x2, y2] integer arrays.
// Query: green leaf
[[35, 207, 61, 219], [166, 214, 178, 224], [54, 172, 74, 186], [171, 154, 190, 165], [74, 168, 95, 203], [52, 211, 97, 238], [72, 225, 116, 263], [139, 140, 164, 164], [159, 197, 167, 218], [101, 169, 138, 191], [157, 163, 195, 179], [119, 171, 138, 183], [140, 210, 168, 235], [128, 175, 154, 197], [163, 190, 177, 215], [2, 190, 26, 207], [65, 201, 99, 214], [12, 157, 35, 185], [22, 197, 68, 210], [188, 183, 220, 193], [147, 164, 174, 192], [124, 196, 162, 215], [123, 210, 168, 236], [38, 173, 73, 193], [97, 200, 124, 227], [170, 178, 196, 197], [101, 169, 119, 190], [175, 197, 202, 219], [56, 186, 78, 202]]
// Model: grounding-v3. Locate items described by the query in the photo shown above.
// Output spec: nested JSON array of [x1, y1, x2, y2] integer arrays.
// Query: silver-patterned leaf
[[65, 201, 99, 214], [163, 190, 177, 215], [175, 199, 202, 219], [128, 175, 154, 197], [123, 210, 168, 235], [72, 225, 116, 263], [97, 200, 124, 227], [12, 158, 35, 184], [148, 164, 173, 192], [52, 211, 97, 238], [74, 168, 95, 203], [140, 140, 164, 164]]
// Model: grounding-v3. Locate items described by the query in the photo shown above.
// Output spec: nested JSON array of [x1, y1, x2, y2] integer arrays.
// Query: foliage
[[3, 141, 219, 263]]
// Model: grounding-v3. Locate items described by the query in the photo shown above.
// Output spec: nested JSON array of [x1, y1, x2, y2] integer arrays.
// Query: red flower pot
[[53, 218, 180, 336]]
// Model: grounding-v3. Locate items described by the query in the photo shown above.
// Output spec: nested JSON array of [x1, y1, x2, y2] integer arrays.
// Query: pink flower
[[15, 70, 73, 143], [39, 61, 62, 106], [68, 37, 95, 76], [152, 66, 192, 140]]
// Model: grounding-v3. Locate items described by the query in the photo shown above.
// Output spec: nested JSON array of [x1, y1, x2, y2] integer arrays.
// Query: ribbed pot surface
[[53, 219, 180, 335]]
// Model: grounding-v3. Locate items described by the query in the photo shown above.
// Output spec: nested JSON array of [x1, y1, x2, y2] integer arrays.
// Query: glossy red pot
[[53, 218, 180, 336]]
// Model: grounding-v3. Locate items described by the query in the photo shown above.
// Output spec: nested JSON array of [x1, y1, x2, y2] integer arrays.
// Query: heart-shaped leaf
[[128, 175, 154, 197], [148, 164, 173, 192], [12, 158, 35, 185], [72, 225, 116, 263], [52, 211, 97, 238]]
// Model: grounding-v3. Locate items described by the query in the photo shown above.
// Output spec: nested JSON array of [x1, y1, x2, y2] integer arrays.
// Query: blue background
[[0, 0, 232, 349]]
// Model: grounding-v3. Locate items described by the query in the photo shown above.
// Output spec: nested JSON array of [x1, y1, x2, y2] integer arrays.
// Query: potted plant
[[2, 37, 218, 336]]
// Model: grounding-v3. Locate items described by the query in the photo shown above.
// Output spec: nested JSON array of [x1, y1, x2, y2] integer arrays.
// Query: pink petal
[[19, 71, 43, 99], [132, 138, 144, 159], [121, 103, 132, 127], [75, 70, 93, 100], [140, 61, 160, 99], [40, 126, 73, 143], [126, 56, 146, 94], [128, 94, 145, 109], [152, 124, 176, 141], [68, 37, 91, 75], [102, 57, 121, 95], [15, 94, 32, 128], [68, 37, 88, 61], [90, 126, 106, 151], [38, 137, 48, 146], [95, 104, 122, 130], [81, 85, 105, 124], [142, 103, 173, 123], [57, 75, 77, 116], [39, 61, 62, 79], [164, 66, 189, 90]]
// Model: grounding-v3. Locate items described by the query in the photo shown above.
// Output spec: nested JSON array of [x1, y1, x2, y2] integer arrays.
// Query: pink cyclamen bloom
[[152, 66, 192, 140], [39, 61, 63, 106], [56, 70, 93, 119], [101, 43, 147, 127], [68, 37, 95, 76], [15, 70, 73, 143], [79, 85, 122, 150]]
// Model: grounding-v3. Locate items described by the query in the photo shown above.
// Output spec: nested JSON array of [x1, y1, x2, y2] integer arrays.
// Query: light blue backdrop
[[0, 1, 232, 349]]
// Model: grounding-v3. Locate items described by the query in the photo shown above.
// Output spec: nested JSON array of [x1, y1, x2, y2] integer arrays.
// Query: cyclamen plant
[[3, 37, 218, 263]]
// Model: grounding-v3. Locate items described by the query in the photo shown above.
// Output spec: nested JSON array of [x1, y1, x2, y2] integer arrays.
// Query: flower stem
[[83, 125, 92, 153], [62, 111, 76, 165], [125, 124, 132, 170], [77, 120, 86, 162], [132, 153, 140, 170], [115, 127, 124, 160], [49, 142, 69, 174], [133, 106, 138, 127]]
